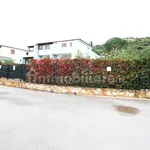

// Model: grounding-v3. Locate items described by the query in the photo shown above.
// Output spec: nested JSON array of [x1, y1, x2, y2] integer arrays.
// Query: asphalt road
[[0, 85, 150, 150]]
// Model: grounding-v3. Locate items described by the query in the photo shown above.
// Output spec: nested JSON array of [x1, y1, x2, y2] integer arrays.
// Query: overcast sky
[[0, 0, 150, 49]]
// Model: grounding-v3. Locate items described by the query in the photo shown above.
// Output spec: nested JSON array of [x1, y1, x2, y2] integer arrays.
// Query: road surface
[[0, 85, 150, 150]]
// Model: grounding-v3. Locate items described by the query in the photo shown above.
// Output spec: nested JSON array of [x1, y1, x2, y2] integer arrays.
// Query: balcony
[[28, 51, 34, 57], [38, 49, 50, 56]]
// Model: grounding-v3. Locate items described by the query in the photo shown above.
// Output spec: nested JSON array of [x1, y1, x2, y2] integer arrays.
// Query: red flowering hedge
[[26, 58, 150, 89]]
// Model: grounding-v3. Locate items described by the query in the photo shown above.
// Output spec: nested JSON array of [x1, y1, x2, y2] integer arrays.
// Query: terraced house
[[23, 39, 99, 64]]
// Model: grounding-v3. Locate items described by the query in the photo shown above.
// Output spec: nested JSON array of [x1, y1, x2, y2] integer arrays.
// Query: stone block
[[0, 78, 149, 99]]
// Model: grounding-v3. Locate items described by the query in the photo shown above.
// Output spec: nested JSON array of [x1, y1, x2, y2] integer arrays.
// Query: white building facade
[[24, 39, 99, 63], [0, 45, 28, 64]]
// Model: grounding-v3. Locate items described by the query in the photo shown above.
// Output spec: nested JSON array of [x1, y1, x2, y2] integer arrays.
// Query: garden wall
[[0, 78, 149, 99]]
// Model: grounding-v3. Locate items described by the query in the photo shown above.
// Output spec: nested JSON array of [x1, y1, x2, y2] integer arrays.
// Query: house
[[23, 39, 99, 63], [0, 45, 28, 64]]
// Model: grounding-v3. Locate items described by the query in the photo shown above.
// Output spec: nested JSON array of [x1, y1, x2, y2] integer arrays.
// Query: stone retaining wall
[[0, 78, 150, 99]]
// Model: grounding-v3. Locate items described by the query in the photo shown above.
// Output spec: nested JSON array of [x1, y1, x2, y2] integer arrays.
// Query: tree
[[104, 37, 127, 53], [92, 44, 106, 55], [93, 37, 150, 60]]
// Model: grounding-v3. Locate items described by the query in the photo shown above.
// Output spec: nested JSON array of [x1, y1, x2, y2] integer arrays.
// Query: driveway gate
[[0, 64, 26, 81]]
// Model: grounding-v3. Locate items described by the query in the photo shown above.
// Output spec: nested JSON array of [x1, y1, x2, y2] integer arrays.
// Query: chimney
[[90, 41, 93, 47]]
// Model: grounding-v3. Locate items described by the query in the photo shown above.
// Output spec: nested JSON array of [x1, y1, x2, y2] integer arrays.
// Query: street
[[0, 85, 150, 150]]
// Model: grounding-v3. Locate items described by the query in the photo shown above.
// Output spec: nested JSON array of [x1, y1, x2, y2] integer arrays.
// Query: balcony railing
[[38, 49, 50, 56]]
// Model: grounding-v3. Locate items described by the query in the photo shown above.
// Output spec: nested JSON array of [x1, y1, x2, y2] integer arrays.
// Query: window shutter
[[11, 49, 15, 54]]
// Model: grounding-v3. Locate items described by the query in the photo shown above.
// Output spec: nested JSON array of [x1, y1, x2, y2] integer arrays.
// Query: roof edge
[[35, 38, 92, 47], [0, 45, 28, 51]]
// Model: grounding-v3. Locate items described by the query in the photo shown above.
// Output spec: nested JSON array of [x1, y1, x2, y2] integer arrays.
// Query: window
[[45, 44, 50, 49], [39, 56, 42, 59], [29, 47, 34, 51], [62, 43, 67, 47], [70, 42, 72, 47], [38, 45, 43, 50], [11, 49, 15, 54], [59, 54, 71, 59], [53, 54, 58, 59]]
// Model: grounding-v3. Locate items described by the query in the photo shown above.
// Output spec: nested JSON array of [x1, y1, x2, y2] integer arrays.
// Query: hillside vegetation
[[93, 37, 150, 60]]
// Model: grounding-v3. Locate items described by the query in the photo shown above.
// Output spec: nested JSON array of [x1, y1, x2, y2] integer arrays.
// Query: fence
[[0, 64, 26, 81]]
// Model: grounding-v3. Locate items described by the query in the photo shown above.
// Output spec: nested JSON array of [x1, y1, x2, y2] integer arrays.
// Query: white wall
[[38, 49, 51, 56], [50, 41, 75, 57], [0, 46, 27, 63], [26, 45, 40, 59], [26, 40, 99, 59], [50, 40, 94, 59], [37, 41, 77, 59], [73, 40, 99, 59]]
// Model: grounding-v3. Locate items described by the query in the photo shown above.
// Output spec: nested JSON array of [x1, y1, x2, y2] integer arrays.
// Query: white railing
[[38, 50, 50, 56]]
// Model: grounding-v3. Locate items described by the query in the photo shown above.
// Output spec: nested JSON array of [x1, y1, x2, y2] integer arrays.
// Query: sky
[[0, 0, 150, 49]]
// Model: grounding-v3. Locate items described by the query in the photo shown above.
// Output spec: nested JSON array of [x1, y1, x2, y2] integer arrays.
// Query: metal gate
[[0, 64, 26, 81]]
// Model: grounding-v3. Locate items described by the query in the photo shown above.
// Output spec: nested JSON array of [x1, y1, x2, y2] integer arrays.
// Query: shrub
[[26, 58, 150, 90], [0, 58, 14, 65]]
